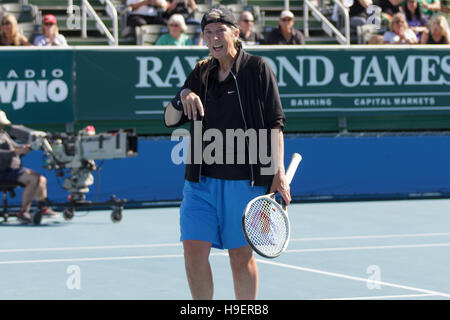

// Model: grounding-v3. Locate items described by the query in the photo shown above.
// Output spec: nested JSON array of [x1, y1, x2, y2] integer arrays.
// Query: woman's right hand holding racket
[[270, 170, 291, 206]]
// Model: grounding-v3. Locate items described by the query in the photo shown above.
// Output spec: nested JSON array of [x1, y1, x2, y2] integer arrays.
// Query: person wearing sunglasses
[[0, 14, 31, 46], [383, 12, 418, 43], [265, 10, 305, 45], [155, 14, 193, 45], [33, 14, 68, 47], [238, 10, 264, 45]]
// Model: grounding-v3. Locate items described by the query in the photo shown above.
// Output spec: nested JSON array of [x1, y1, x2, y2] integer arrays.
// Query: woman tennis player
[[164, 6, 290, 300]]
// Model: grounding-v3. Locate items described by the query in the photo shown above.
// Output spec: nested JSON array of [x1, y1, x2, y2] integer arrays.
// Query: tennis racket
[[242, 153, 302, 258]]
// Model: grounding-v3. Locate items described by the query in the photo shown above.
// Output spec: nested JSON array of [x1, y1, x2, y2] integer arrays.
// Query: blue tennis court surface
[[1, 198, 450, 300]]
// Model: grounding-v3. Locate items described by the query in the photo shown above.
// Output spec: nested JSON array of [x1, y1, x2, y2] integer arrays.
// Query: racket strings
[[244, 198, 289, 257]]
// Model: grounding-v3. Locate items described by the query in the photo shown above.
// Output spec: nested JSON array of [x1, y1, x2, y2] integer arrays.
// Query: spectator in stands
[[0, 110, 59, 224], [348, 0, 373, 28], [421, 15, 450, 43], [238, 10, 264, 45], [376, 0, 403, 23], [156, 14, 193, 45], [420, 0, 441, 18], [266, 10, 305, 45], [33, 14, 68, 47], [374, 0, 404, 17], [162, 0, 199, 25], [126, 0, 167, 28], [368, 34, 384, 43], [383, 12, 419, 43], [0, 14, 31, 46], [403, 0, 428, 41], [441, 0, 449, 13]]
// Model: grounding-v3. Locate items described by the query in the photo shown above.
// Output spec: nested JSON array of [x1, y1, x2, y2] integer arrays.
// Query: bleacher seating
[[0, 0, 344, 45], [23, 0, 134, 45], [186, 24, 201, 43], [0, 3, 40, 23], [135, 24, 166, 45], [192, 3, 211, 22], [18, 20, 40, 40]]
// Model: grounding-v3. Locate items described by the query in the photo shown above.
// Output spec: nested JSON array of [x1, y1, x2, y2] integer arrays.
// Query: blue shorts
[[0, 167, 26, 182], [180, 176, 267, 250]]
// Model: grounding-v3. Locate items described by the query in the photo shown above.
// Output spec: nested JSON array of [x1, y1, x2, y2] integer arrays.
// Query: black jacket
[[266, 27, 305, 45], [165, 49, 285, 186]]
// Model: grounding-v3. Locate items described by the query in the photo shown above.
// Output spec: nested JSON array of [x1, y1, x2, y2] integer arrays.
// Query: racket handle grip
[[286, 153, 302, 185]]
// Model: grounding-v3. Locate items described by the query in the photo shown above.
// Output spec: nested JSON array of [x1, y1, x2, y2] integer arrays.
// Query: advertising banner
[[74, 46, 450, 122], [0, 49, 74, 124], [1, 46, 449, 130]]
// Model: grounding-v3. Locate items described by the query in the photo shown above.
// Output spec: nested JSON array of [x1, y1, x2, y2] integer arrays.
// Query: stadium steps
[[65, 35, 134, 45], [27, 0, 129, 45]]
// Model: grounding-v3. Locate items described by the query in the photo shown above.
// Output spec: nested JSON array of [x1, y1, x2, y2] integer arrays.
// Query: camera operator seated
[[0, 110, 58, 223]]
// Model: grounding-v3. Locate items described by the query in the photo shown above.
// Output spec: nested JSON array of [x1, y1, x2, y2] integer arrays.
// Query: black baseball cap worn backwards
[[201, 7, 239, 31]]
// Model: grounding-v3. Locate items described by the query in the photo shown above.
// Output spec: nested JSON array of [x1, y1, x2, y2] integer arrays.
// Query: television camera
[[9, 125, 138, 223]]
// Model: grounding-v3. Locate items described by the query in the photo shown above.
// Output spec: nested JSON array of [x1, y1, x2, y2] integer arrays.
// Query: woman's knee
[[228, 246, 255, 270], [39, 175, 47, 187], [183, 240, 211, 266], [19, 170, 40, 187]]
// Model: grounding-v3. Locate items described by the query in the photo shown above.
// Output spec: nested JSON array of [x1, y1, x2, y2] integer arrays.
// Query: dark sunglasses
[[281, 18, 293, 22], [44, 22, 55, 26], [169, 23, 180, 27], [1, 21, 11, 26]]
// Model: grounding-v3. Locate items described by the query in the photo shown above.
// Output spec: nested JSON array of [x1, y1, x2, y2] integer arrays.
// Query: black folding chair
[[0, 181, 24, 222]]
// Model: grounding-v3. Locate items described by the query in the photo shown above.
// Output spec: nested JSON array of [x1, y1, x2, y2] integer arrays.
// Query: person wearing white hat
[[0, 111, 58, 223], [266, 10, 305, 45]]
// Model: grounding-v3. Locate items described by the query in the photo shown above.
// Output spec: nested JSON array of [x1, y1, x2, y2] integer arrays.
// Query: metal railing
[[67, 0, 118, 46], [303, 0, 350, 45]]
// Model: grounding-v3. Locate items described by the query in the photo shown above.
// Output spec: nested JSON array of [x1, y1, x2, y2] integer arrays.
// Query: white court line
[[0, 254, 185, 265], [1, 242, 450, 257], [291, 232, 450, 242], [256, 259, 450, 299], [2, 232, 449, 254], [322, 293, 436, 300], [0, 252, 229, 265], [0, 243, 182, 254], [285, 242, 450, 254], [1, 249, 449, 299]]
